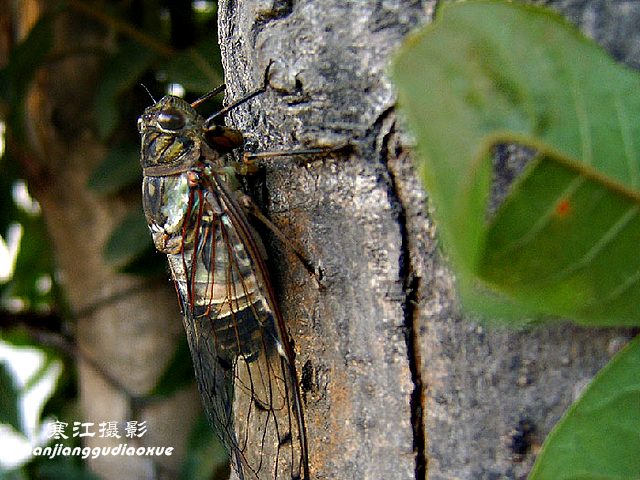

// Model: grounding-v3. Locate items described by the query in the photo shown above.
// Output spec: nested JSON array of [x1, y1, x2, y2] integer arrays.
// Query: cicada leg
[[231, 189, 325, 289], [243, 143, 351, 165], [225, 144, 351, 288]]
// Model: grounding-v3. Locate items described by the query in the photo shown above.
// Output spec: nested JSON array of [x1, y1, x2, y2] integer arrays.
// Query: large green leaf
[[392, 1, 640, 325], [0, 361, 22, 434], [529, 335, 640, 480]]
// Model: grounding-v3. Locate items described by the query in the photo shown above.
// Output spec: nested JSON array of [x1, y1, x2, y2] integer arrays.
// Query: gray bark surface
[[218, 1, 639, 480]]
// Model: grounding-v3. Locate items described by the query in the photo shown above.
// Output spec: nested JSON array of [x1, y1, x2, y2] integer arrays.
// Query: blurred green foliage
[[393, 0, 640, 326], [393, 1, 640, 478], [0, 1, 227, 477]]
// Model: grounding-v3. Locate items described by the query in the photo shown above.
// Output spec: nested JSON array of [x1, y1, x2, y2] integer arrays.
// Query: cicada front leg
[[216, 146, 338, 287], [243, 142, 351, 167], [236, 190, 326, 286]]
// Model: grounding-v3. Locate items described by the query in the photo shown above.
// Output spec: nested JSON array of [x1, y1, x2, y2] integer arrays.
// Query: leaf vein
[[492, 176, 585, 257], [613, 91, 639, 188], [570, 72, 593, 166], [544, 205, 640, 283], [582, 266, 640, 315]]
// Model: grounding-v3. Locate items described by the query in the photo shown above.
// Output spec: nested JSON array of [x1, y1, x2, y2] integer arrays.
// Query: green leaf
[[1, 12, 55, 143], [529, 335, 640, 480], [180, 415, 230, 480], [160, 37, 223, 94], [151, 335, 194, 397], [34, 458, 100, 480], [94, 41, 158, 139], [22, 352, 56, 395], [0, 466, 28, 480], [3, 13, 54, 101], [103, 210, 152, 267], [5, 217, 54, 311], [87, 143, 141, 194], [0, 361, 22, 434], [392, 1, 640, 325], [0, 155, 54, 311]]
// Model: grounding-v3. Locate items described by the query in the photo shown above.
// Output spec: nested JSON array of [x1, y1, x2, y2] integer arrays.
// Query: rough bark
[[18, 3, 199, 479], [218, 1, 639, 479]]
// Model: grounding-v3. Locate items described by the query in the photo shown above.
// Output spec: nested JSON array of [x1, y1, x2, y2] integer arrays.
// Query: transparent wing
[[167, 172, 308, 480]]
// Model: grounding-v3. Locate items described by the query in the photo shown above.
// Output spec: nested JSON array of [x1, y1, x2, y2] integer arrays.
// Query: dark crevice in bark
[[251, 0, 295, 46], [256, 0, 294, 20], [404, 272, 425, 480], [375, 111, 427, 480]]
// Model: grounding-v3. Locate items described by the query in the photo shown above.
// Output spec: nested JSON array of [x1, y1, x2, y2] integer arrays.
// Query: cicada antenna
[[139, 84, 157, 103]]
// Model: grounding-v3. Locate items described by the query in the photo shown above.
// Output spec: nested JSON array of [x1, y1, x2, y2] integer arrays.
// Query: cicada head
[[138, 95, 204, 173], [138, 96, 207, 254]]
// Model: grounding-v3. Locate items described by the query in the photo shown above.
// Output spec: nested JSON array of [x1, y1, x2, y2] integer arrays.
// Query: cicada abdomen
[[138, 95, 309, 480]]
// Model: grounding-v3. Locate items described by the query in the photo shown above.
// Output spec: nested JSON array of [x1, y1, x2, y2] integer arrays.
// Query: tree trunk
[[217, 1, 639, 479], [18, 2, 199, 479]]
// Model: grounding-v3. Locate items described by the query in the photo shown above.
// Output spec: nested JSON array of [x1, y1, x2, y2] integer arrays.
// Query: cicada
[[137, 90, 309, 480]]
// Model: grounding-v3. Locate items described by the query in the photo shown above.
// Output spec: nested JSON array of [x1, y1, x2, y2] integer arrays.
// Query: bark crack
[[375, 109, 427, 480], [252, 0, 295, 41]]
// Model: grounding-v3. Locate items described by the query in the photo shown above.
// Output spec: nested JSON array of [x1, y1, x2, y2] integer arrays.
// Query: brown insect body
[[138, 95, 309, 480]]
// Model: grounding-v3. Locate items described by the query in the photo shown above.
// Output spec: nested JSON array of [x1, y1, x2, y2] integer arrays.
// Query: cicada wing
[[168, 176, 308, 480], [232, 332, 305, 480]]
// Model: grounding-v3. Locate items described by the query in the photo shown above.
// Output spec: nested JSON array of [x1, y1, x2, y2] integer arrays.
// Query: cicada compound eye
[[157, 107, 186, 131]]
